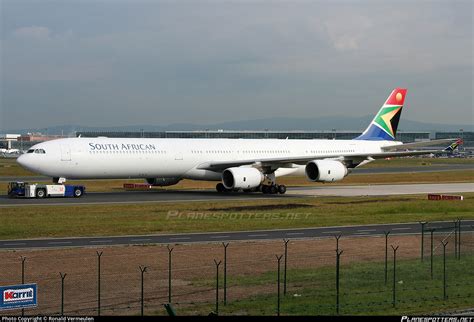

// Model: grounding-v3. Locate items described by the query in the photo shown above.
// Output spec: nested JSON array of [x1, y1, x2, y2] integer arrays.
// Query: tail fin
[[355, 88, 407, 141], [444, 139, 463, 152]]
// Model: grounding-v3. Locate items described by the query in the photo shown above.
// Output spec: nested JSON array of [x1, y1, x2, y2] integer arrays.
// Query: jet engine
[[222, 167, 264, 190], [305, 160, 348, 182], [146, 177, 181, 186]]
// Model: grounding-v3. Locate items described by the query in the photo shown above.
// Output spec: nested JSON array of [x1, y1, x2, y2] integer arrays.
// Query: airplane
[[0, 148, 20, 153], [17, 88, 460, 194], [1, 148, 22, 158]]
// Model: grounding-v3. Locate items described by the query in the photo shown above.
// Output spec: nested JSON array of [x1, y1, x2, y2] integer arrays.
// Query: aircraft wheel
[[278, 185, 287, 194], [269, 185, 278, 194], [216, 183, 226, 193], [261, 185, 270, 194]]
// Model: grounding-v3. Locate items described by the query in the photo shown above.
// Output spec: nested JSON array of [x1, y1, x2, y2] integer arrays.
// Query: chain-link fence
[[1, 222, 473, 316]]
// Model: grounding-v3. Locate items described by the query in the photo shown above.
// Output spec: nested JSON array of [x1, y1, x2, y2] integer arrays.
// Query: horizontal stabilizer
[[382, 138, 461, 152]]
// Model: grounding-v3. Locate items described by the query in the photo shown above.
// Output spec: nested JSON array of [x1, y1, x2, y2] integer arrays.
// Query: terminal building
[[0, 133, 66, 151], [435, 131, 473, 151]]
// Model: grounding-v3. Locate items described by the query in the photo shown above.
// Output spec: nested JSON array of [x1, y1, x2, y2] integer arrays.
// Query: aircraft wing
[[197, 149, 442, 172]]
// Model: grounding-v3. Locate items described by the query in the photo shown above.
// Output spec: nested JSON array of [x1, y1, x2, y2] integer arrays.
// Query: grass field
[[0, 158, 36, 176], [176, 253, 474, 315], [1, 194, 473, 240]]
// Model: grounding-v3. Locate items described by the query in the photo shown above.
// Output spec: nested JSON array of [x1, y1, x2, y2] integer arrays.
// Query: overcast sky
[[1, 0, 472, 130]]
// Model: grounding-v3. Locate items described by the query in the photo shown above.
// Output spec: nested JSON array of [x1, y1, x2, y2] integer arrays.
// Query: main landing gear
[[261, 184, 286, 194], [215, 183, 286, 195]]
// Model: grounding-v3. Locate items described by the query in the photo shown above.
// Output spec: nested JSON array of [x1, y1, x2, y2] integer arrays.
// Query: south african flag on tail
[[444, 139, 463, 152], [355, 88, 407, 141]]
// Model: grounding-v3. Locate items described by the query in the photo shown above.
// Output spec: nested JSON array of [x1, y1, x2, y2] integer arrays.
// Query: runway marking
[[286, 232, 305, 236], [322, 231, 341, 234], [248, 234, 268, 237], [210, 236, 230, 239], [90, 240, 113, 243], [131, 239, 152, 242], [170, 237, 191, 240], [392, 227, 412, 231], [3, 243, 26, 246], [48, 241, 72, 245], [354, 232, 371, 235], [357, 229, 376, 232]]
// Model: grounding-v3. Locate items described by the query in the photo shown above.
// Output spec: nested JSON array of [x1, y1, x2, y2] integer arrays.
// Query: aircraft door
[[60, 144, 71, 161]]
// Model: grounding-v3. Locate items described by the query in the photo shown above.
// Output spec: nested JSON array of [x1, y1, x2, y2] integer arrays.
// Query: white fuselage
[[17, 137, 396, 181]]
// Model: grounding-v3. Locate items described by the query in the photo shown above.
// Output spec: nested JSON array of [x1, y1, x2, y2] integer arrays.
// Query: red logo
[[4, 291, 14, 300]]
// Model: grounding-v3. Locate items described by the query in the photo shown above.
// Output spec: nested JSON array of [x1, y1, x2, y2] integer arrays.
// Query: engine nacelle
[[222, 167, 264, 190], [305, 160, 348, 182], [146, 177, 181, 186]]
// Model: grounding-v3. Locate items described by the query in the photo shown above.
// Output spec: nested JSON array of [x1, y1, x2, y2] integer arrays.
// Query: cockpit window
[[34, 149, 46, 154], [27, 149, 35, 153]]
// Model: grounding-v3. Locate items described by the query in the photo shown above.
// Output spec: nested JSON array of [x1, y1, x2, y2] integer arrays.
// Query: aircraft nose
[[17, 154, 26, 167], [17, 154, 33, 170]]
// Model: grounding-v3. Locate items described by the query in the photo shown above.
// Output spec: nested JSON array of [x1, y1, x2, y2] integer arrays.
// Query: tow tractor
[[7, 182, 86, 198]]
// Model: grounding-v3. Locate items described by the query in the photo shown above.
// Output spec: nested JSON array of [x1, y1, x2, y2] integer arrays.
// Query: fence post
[[139, 266, 148, 316], [59, 273, 67, 316], [283, 239, 289, 296], [441, 241, 448, 300], [391, 245, 399, 308], [167, 245, 174, 304], [336, 249, 343, 315], [222, 242, 229, 305], [429, 229, 434, 279], [457, 218, 462, 260], [214, 259, 222, 315], [384, 231, 390, 285], [454, 220, 458, 259], [96, 251, 103, 316], [419, 222, 427, 262], [20, 256, 26, 317], [275, 255, 283, 316], [335, 235, 341, 253]]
